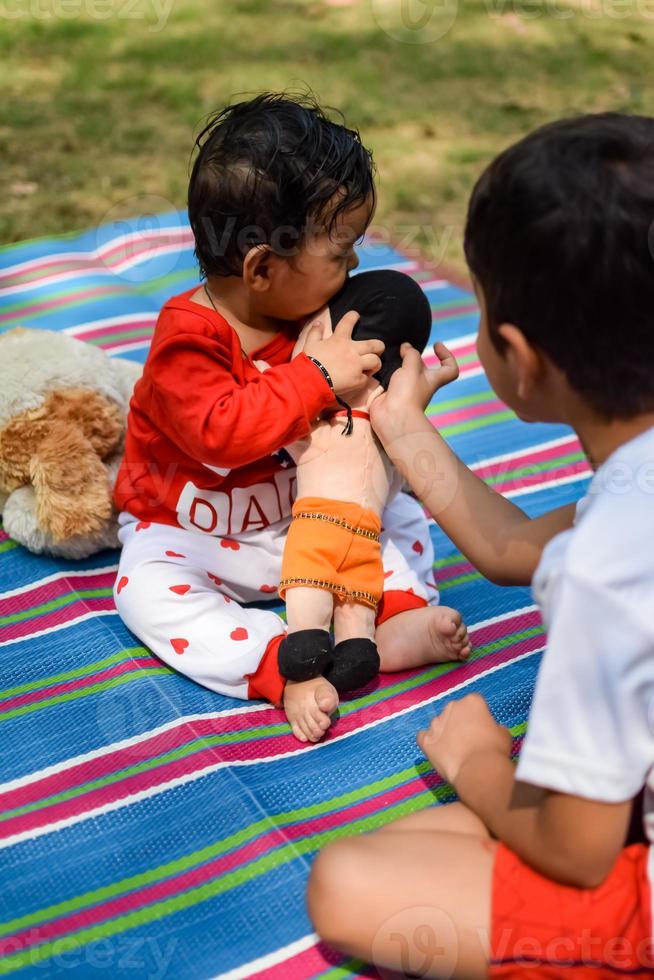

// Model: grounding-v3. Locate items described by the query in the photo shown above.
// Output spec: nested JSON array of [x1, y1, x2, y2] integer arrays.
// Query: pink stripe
[[98, 230, 193, 264], [0, 530, 9, 543], [0, 657, 156, 716], [493, 459, 590, 494], [1, 610, 541, 811], [0, 230, 193, 285], [425, 339, 476, 359], [431, 398, 506, 428], [431, 302, 478, 322], [73, 319, 155, 342], [437, 560, 476, 582], [100, 334, 152, 351], [0, 615, 543, 840], [0, 285, 128, 325], [0, 596, 117, 643], [1, 767, 447, 955], [472, 437, 581, 477], [0, 572, 116, 618]]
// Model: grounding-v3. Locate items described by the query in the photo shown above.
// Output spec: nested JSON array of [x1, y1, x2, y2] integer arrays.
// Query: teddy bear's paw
[[3, 486, 120, 559]]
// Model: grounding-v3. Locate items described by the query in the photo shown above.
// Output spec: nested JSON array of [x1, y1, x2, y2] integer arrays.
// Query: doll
[[276, 270, 432, 692]]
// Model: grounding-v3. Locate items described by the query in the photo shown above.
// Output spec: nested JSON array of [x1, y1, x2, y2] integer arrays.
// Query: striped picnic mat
[[0, 213, 590, 979]]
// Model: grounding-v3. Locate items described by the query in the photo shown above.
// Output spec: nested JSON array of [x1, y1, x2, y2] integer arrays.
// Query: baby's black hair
[[188, 92, 375, 279], [464, 112, 654, 419]]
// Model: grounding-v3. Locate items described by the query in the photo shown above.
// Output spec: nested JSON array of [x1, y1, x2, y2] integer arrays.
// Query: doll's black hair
[[188, 92, 375, 279], [328, 270, 433, 390]]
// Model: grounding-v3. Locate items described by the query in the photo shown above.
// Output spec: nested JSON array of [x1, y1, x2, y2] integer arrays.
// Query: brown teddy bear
[[0, 327, 141, 558]]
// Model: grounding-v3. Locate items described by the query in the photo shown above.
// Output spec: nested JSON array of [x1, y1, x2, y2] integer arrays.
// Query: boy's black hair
[[188, 92, 375, 279], [464, 113, 654, 418]]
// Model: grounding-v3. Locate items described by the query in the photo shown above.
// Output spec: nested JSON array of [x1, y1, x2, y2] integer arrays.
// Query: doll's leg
[[378, 493, 471, 670], [328, 600, 380, 692], [279, 587, 334, 681]]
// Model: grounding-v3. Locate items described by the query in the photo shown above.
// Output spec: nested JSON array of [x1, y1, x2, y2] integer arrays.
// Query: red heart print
[[135, 521, 151, 532], [169, 584, 191, 596], [165, 550, 186, 558], [116, 575, 129, 594], [220, 539, 241, 551], [383, 570, 394, 579], [170, 637, 189, 655], [207, 573, 223, 586], [259, 584, 276, 593], [230, 627, 248, 641], [412, 540, 424, 555]]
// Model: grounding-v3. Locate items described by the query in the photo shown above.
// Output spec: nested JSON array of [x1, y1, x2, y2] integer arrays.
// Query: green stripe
[[0, 540, 17, 554], [0, 268, 193, 329], [429, 297, 477, 314], [0, 588, 114, 628], [5, 739, 542, 978], [0, 668, 170, 723], [0, 647, 147, 701], [1, 625, 542, 830], [85, 327, 153, 346], [440, 409, 515, 438], [427, 389, 495, 414], [433, 552, 466, 570], [0, 718, 531, 960], [317, 960, 369, 979], [438, 571, 482, 590], [483, 451, 586, 487]]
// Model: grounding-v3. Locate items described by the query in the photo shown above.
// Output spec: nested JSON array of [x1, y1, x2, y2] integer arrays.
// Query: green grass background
[[2, 0, 654, 270]]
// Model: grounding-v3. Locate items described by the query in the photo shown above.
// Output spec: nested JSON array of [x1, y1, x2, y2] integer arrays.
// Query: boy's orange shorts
[[490, 843, 653, 978], [279, 496, 383, 609]]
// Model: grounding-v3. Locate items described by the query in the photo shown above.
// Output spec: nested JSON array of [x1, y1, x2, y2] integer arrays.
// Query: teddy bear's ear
[[30, 422, 113, 542], [48, 389, 124, 459]]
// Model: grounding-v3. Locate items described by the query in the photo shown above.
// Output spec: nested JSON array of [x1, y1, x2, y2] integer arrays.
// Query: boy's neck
[[573, 408, 654, 470]]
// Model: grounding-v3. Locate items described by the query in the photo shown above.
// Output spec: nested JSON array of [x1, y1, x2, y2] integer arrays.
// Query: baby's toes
[[291, 720, 308, 743]]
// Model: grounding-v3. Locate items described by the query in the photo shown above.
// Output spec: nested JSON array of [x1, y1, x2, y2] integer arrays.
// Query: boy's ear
[[242, 245, 275, 292], [497, 323, 544, 401]]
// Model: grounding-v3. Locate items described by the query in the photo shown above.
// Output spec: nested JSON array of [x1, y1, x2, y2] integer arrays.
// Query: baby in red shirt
[[113, 93, 470, 742]]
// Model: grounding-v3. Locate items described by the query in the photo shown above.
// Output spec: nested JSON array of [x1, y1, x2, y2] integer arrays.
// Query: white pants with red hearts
[[114, 492, 439, 703]]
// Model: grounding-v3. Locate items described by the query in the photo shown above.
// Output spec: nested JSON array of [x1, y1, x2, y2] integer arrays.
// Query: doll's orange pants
[[279, 496, 383, 609]]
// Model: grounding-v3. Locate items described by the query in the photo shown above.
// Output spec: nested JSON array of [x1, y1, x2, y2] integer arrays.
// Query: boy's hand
[[370, 341, 459, 442], [417, 693, 513, 787], [304, 310, 384, 396]]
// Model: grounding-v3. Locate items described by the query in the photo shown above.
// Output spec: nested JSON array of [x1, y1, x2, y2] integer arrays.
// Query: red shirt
[[114, 288, 335, 536]]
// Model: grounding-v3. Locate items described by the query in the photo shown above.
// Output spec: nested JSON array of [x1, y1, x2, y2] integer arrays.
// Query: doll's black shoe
[[324, 638, 380, 692], [278, 629, 333, 681]]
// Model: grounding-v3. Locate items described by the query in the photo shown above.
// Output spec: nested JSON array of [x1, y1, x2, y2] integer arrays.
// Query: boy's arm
[[419, 695, 632, 889], [370, 343, 576, 585]]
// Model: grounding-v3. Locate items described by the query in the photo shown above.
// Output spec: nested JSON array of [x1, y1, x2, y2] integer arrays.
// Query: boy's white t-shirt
[[516, 424, 654, 900]]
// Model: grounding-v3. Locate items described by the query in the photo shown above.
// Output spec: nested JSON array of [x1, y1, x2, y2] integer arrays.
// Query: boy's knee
[[307, 840, 366, 946]]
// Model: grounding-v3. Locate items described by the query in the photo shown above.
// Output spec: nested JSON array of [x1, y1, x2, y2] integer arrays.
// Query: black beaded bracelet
[[305, 355, 355, 437], [305, 354, 335, 391]]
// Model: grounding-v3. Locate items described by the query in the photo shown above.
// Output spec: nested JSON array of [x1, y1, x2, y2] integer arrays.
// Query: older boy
[[308, 113, 654, 977]]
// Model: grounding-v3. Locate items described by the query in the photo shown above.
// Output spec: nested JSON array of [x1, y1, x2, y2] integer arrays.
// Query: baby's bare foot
[[377, 605, 471, 672], [283, 676, 339, 743]]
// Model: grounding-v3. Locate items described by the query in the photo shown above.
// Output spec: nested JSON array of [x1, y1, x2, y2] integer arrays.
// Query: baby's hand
[[370, 341, 459, 443], [304, 310, 384, 397]]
